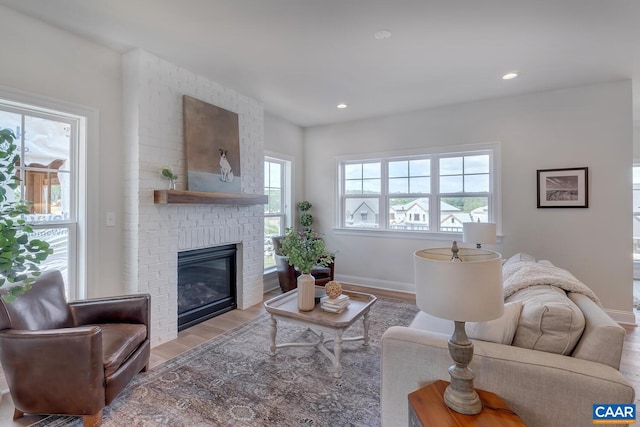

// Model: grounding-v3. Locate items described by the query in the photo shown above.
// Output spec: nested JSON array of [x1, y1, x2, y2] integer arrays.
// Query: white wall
[[264, 112, 305, 214], [304, 81, 634, 320], [0, 6, 124, 297], [263, 112, 305, 290]]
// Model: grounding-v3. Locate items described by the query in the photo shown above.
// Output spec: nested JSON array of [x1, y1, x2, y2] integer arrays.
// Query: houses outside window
[[0, 100, 83, 298], [264, 155, 292, 270], [338, 143, 500, 236]]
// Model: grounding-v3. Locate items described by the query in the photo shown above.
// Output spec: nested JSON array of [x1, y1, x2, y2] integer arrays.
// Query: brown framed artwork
[[537, 167, 588, 208], [183, 95, 241, 194]]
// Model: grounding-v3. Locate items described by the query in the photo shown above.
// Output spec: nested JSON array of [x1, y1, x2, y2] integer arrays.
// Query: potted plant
[[0, 128, 53, 301], [159, 165, 178, 190], [280, 228, 333, 311], [297, 200, 314, 231]]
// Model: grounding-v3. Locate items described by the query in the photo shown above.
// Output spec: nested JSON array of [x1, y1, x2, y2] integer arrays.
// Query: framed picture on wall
[[183, 95, 241, 194], [537, 167, 589, 208]]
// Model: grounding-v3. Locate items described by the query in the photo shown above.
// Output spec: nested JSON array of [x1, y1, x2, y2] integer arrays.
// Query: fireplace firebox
[[177, 244, 237, 331]]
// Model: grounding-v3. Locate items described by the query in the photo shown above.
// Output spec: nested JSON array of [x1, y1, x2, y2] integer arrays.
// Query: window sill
[[332, 227, 503, 243]]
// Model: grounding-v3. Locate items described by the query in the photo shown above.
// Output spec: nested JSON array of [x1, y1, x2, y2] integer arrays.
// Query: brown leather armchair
[[272, 236, 335, 292], [0, 270, 150, 427]]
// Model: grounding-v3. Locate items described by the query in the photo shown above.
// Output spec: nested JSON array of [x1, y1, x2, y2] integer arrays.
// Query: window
[[0, 101, 82, 298], [632, 165, 640, 268], [264, 155, 292, 270], [338, 144, 499, 236]]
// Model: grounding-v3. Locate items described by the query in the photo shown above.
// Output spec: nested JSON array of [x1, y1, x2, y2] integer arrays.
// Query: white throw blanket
[[503, 261, 602, 306]]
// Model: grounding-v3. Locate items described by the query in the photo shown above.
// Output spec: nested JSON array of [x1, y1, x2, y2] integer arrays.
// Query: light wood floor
[[0, 285, 637, 425], [155, 285, 640, 407], [621, 316, 640, 404], [153, 284, 640, 407], [151, 284, 415, 367]]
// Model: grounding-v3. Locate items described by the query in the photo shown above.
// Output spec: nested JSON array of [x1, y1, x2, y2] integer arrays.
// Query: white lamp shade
[[414, 247, 504, 322], [462, 222, 497, 245]]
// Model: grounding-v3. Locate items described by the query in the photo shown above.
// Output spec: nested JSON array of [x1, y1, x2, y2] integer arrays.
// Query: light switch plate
[[106, 212, 115, 227]]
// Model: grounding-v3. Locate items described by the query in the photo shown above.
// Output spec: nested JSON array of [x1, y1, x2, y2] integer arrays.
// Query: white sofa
[[381, 257, 635, 427]]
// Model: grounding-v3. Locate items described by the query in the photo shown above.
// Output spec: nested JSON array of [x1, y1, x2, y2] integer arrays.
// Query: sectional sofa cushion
[[506, 284, 585, 355], [466, 300, 523, 344], [503, 252, 536, 267], [410, 300, 523, 345]]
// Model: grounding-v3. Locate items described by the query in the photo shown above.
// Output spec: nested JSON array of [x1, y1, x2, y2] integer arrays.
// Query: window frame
[[264, 153, 293, 272], [335, 142, 501, 241], [0, 87, 96, 300]]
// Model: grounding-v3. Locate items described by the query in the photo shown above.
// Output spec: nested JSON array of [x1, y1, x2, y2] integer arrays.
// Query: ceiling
[[2, 0, 640, 127]]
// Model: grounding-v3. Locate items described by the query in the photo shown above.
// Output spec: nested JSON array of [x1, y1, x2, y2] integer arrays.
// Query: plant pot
[[297, 273, 316, 311]]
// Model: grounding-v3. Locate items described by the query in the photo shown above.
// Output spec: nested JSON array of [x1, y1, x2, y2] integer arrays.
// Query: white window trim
[[265, 151, 294, 230], [334, 142, 502, 240], [264, 151, 294, 274], [0, 85, 99, 300]]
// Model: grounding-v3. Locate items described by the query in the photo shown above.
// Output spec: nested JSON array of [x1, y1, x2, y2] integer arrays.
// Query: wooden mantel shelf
[[154, 190, 268, 205]]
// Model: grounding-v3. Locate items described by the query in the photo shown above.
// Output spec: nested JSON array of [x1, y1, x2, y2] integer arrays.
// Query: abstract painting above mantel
[[183, 95, 241, 194]]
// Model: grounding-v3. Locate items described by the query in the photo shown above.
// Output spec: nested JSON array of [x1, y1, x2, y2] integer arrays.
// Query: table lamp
[[462, 222, 496, 249], [414, 244, 503, 415]]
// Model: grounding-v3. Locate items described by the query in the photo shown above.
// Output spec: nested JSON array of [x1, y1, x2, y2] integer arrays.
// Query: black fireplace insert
[[177, 244, 237, 331]]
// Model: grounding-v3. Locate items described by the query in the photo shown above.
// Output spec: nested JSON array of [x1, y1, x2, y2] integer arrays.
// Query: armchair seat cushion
[[95, 323, 147, 377]]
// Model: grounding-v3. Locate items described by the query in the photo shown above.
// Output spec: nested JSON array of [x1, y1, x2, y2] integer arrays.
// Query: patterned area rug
[[35, 296, 418, 427]]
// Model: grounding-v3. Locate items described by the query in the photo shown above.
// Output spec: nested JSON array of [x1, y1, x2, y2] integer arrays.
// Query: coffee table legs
[[268, 309, 372, 378], [363, 311, 370, 346], [333, 330, 343, 378], [269, 316, 277, 356]]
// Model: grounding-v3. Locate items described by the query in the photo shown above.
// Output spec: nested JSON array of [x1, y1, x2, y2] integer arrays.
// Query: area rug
[[34, 296, 418, 427]]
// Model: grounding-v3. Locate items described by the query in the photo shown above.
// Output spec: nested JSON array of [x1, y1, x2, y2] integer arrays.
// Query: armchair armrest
[[381, 326, 635, 427], [0, 327, 106, 415], [69, 294, 150, 328]]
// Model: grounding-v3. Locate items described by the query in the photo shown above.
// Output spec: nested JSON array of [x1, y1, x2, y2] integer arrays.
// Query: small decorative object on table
[[160, 166, 178, 190], [321, 280, 349, 313], [321, 294, 350, 313], [325, 280, 342, 299]]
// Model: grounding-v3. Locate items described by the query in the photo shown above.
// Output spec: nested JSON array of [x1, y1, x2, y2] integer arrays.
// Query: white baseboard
[[606, 308, 637, 326], [334, 274, 637, 326], [334, 274, 415, 295]]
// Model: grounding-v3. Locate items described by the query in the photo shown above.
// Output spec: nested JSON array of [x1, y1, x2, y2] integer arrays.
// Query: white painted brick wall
[[123, 49, 265, 346]]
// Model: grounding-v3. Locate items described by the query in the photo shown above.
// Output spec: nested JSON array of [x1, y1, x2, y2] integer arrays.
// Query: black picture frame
[[537, 167, 589, 208]]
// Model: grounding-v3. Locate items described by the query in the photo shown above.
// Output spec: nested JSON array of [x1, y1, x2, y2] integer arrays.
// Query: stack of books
[[320, 294, 350, 313]]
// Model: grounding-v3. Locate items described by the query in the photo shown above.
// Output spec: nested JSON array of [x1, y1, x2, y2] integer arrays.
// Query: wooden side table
[[408, 380, 527, 426]]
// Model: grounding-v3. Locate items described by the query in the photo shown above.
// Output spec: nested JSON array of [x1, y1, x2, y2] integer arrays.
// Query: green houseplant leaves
[[0, 128, 53, 301], [280, 228, 333, 274]]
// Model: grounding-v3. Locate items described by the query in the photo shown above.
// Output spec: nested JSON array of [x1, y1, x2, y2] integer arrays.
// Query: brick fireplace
[[122, 49, 265, 346]]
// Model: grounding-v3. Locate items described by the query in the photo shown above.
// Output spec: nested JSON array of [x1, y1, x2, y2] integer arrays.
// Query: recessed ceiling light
[[502, 72, 519, 80], [337, 103, 348, 109], [374, 30, 392, 40]]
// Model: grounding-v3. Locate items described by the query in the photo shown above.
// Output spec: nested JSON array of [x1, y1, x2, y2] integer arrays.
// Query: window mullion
[[381, 160, 388, 230], [431, 156, 440, 232]]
